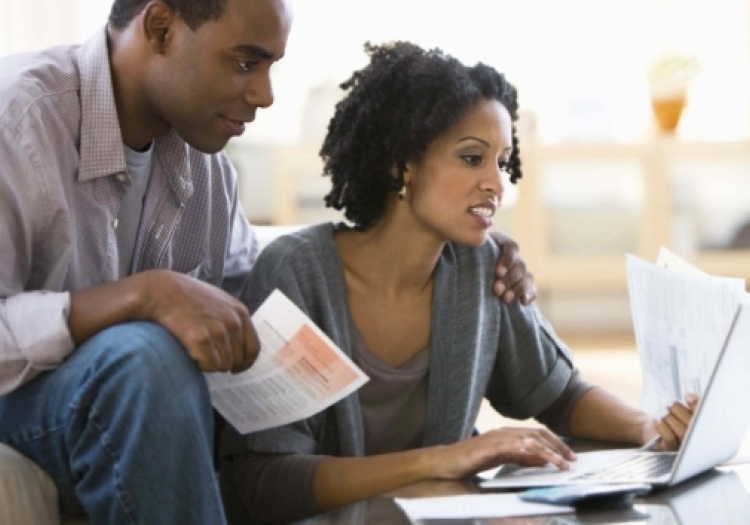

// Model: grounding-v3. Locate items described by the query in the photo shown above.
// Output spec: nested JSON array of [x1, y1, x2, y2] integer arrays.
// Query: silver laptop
[[480, 299, 750, 490]]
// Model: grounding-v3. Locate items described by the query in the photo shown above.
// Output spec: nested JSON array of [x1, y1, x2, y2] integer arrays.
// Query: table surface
[[290, 444, 750, 525]]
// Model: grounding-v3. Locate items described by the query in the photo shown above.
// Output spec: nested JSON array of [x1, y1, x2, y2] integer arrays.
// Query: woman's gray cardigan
[[220, 223, 586, 522]]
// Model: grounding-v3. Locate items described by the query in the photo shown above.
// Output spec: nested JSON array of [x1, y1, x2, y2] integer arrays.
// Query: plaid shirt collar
[[77, 27, 125, 183]]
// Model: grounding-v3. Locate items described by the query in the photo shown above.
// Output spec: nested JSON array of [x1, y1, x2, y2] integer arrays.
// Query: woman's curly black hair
[[321, 41, 522, 230]]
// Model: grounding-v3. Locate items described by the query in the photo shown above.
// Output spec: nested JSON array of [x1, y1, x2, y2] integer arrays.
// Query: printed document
[[627, 248, 746, 418], [205, 289, 369, 434], [394, 493, 573, 521]]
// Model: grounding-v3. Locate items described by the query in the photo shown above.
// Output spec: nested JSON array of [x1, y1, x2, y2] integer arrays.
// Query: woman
[[220, 42, 695, 524]]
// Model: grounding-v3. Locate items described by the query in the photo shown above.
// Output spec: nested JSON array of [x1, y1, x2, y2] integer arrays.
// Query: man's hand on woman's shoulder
[[489, 231, 537, 305]]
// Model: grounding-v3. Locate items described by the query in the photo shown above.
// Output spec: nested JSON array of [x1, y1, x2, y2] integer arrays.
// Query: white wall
[[2, 0, 79, 54], [244, 0, 750, 145], [2, 0, 747, 144]]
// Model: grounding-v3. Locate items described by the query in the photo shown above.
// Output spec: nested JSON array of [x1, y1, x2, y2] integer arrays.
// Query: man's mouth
[[221, 116, 254, 136]]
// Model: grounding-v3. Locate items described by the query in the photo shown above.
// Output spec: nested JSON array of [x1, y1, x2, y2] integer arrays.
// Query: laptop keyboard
[[572, 452, 677, 481]]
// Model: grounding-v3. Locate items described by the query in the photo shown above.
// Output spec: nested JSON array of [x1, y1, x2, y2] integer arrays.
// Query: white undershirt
[[116, 143, 153, 277]]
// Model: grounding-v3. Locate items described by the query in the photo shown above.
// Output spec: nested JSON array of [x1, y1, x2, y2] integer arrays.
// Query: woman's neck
[[335, 211, 444, 297]]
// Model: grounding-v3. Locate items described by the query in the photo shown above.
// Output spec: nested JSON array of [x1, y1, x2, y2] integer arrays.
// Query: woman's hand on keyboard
[[427, 427, 577, 480]]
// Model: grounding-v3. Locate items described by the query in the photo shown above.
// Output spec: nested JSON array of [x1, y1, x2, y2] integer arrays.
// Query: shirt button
[[116, 172, 127, 183]]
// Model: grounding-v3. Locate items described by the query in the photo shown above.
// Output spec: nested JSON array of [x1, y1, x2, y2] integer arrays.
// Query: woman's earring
[[398, 185, 407, 200]]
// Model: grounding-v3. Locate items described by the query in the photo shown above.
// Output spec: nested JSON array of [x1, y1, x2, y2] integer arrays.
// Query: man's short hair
[[109, 0, 227, 31]]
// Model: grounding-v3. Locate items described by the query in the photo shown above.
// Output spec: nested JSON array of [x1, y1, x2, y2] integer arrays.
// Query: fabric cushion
[[0, 443, 60, 525]]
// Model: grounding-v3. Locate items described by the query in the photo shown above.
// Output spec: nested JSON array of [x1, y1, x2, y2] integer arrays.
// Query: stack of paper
[[394, 493, 574, 521], [627, 247, 747, 418]]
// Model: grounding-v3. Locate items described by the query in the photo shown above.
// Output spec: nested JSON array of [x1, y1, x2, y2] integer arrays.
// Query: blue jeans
[[0, 321, 227, 525]]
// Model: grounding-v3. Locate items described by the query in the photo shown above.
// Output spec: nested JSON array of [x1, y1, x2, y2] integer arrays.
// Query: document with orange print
[[205, 289, 369, 434]]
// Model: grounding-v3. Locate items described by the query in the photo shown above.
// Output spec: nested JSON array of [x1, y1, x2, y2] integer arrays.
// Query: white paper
[[205, 289, 369, 434], [656, 246, 707, 276], [394, 493, 573, 521], [626, 251, 746, 417]]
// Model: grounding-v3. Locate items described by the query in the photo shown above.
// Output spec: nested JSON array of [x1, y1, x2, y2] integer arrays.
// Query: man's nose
[[244, 74, 274, 109]]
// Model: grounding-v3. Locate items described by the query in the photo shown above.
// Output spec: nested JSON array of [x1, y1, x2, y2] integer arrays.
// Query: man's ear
[[141, 1, 177, 54]]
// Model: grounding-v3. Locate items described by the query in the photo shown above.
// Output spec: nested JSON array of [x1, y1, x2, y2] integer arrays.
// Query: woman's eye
[[498, 160, 509, 170], [462, 154, 482, 166]]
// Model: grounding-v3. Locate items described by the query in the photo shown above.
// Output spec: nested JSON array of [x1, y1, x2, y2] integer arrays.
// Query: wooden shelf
[[515, 136, 750, 291]]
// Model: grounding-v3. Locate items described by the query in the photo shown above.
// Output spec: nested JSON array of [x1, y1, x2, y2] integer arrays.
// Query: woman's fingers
[[661, 394, 700, 448], [653, 394, 700, 451], [655, 418, 681, 450], [516, 438, 571, 470], [668, 401, 693, 428], [441, 428, 574, 479], [685, 392, 699, 408], [527, 428, 577, 461], [488, 430, 572, 470]]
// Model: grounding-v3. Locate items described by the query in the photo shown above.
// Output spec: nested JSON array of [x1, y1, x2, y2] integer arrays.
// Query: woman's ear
[[402, 161, 416, 186], [388, 162, 410, 190]]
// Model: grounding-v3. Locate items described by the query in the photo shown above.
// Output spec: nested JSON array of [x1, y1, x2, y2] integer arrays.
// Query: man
[[0, 0, 535, 523]]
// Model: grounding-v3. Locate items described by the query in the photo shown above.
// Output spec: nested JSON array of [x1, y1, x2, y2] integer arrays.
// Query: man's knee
[[76, 321, 210, 409]]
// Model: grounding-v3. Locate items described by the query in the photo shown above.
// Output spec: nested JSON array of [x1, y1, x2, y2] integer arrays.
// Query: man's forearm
[[68, 272, 151, 346], [0, 272, 157, 396]]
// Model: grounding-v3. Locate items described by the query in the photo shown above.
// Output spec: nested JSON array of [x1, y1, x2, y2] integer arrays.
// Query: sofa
[[0, 225, 302, 525]]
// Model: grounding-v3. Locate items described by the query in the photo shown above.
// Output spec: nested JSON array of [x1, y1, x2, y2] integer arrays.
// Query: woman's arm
[[313, 428, 575, 512], [568, 387, 698, 450], [568, 387, 652, 445], [313, 448, 435, 511], [482, 278, 697, 452], [229, 428, 575, 520], [230, 453, 325, 522]]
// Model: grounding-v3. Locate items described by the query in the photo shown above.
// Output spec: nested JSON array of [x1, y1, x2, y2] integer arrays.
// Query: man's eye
[[236, 59, 258, 72], [462, 154, 482, 166]]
